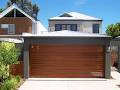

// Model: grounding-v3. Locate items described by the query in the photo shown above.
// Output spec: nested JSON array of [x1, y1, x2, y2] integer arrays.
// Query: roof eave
[[0, 4, 36, 22], [23, 35, 112, 38], [14, 6, 36, 22], [49, 19, 103, 21]]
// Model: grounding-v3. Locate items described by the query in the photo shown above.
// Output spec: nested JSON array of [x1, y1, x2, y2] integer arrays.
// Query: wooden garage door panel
[[31, 51, 103, 55], [30, 68, 104, 73], [31, 45, 103, 51], [30, 46, 104, 55], [29, 45, 105, 78], [30, 62, 104, 66]]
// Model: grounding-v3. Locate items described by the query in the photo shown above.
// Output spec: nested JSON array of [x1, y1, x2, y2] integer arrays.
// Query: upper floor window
[[71, 24, 77, 31], [1, 24, 15, 34], [93, 24, 99, 33], [1, 24, 9, 30], [55, 24, 77, 31], [8, 24, 15, 34], [55, 24, 61, 31]]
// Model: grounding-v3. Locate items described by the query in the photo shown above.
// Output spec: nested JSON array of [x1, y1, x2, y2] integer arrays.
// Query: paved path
[[19, 71, 120, 90]]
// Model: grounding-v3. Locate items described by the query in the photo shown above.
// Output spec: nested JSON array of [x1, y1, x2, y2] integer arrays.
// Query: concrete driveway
[[19, 71, 120, 90]]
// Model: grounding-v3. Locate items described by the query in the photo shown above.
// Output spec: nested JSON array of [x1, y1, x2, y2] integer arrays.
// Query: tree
[[7, 0, 19, 7], [6, 0, 39, 19], [106, 22, 120, 38], [32, 4, 39, 19], [0, 8, 4, 13], [0, 42, 20, 81]]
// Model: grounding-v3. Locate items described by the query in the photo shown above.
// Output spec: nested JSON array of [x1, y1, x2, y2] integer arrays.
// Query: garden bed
[[0, 75, 22, 90]]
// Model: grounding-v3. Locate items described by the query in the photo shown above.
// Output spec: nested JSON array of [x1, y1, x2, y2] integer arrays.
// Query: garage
[[23, 32, 111, 79], [29, 45, 105, 78]]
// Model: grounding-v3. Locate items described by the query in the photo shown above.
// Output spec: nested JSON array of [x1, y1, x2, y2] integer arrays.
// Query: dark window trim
[[0, 24, 15, 34], [55, 24, 77, 31], [70, 24, 77, 31], [93, 24, 100, 33], [55, 24, 62, 31]]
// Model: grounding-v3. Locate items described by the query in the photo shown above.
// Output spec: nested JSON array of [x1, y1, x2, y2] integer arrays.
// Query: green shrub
[[0, 64, 9, 82], [0, 42, 20, 81], [15, 75, 21, 82], [0, 42, 21, 90], [0, 76, 21, 90], [0, 8, 4, 13], [106, 22, 120, 37]]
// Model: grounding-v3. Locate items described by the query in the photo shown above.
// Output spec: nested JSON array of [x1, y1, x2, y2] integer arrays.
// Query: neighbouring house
[[0, 4, 47, 77], [111, 37, 120, 72], [0, 4, 47, 35], [49, 12, 102, 33]]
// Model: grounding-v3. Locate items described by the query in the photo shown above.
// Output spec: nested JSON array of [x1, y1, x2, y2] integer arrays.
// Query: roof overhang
[[0, 4, 36, 22], [22, 31, 111, 38], [49, 12, 103, 21], [116, 36, 120, 38], [0, 35, 23, 43], [0, 38, 23, 43], [112, 36, 120, 41], [49, 19, 103, 21]]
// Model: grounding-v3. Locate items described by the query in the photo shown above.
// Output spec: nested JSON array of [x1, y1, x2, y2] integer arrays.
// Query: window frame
[[8, 24, 15, 34], [93, 24, 100, 33], [0, 24, 15, 34], [71, 24, 77, 31], [55, 24, 62, 31], [1, 24, 9, 30], [55, 24, 77, 31]]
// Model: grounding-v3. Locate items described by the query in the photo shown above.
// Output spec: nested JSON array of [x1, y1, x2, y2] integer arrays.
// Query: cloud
[[74, 0, 86, 6]]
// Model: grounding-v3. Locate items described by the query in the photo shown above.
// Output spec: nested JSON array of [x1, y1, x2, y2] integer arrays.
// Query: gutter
[[0, 35, 22, 38], [48, 19, 103, 21]]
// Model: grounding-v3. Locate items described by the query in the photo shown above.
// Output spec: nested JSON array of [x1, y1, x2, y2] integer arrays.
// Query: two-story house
[[49, 12, 102, 33], [0, 4, 47, 35], [0, 4, 112, 79]]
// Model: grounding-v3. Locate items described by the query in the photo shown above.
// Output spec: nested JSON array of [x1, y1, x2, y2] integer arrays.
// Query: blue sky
[[0, 0, 120, 33]]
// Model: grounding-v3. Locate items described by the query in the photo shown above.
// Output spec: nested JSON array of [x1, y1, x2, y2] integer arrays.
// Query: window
[[93, 24, 99, 33], [62, 25, 66, 30], [67, 25, 71, 30], [1, 24, 15, 34], [71, 24, 77, 31], [55, 24, 61, 31], [8, 24, 15, 34], [1, 24, 9, 30], [55, 24, 77, 31]]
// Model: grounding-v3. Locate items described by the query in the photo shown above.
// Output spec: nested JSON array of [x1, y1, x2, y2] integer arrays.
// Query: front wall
[[0, 17, 32, 35], [29, 45, 105, 78], [23, 37, 111, 78], [49, 20, 102, 33]]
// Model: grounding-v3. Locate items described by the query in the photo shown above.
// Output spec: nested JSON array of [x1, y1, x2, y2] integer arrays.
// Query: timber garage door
[[29, 45, 105, 78]]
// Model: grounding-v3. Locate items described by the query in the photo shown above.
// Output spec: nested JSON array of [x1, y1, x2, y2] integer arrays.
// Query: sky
[[0, 0, 120, 33]]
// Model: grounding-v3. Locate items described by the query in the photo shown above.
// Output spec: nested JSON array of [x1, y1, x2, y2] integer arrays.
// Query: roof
[[0, 4, 36, 22], [36, 21, 47, 32], [115, 36, 120, 40], [0, 38, 23, 43], [116, 36, 120, 38], [23, 30, 111, 38], [49, 12, 102, 21]]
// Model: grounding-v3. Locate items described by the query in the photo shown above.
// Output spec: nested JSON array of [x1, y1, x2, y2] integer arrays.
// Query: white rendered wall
[[49, 20, 102, 33]]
